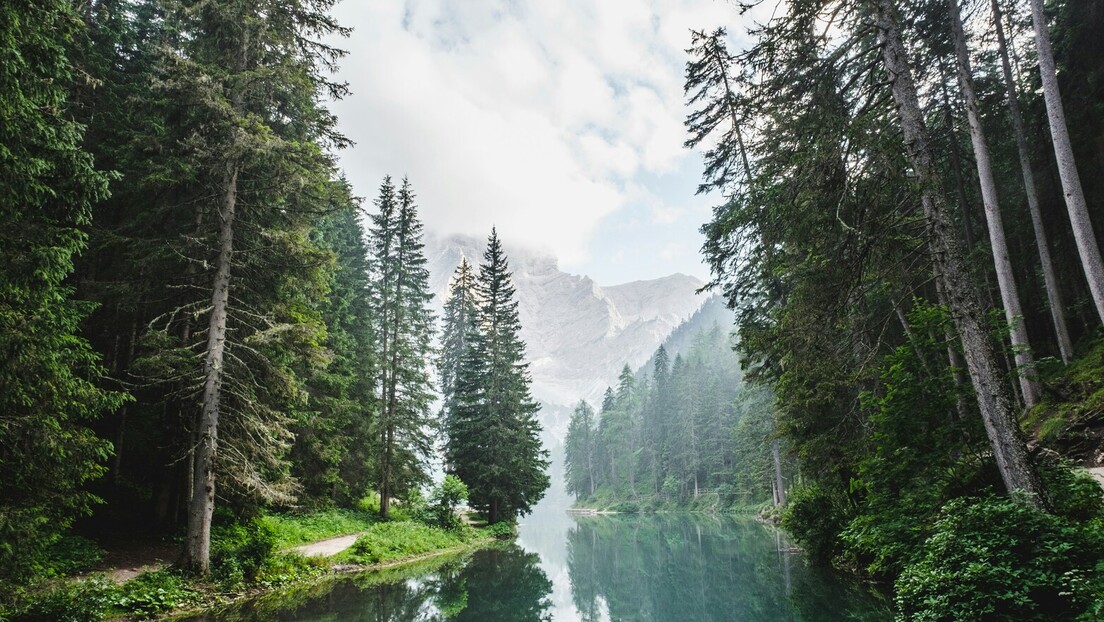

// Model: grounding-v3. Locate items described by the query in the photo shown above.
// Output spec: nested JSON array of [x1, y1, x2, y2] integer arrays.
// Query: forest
[[5, 0, 1104, 619], [643, 0, 1104, 617], [565, 0, 1104, 617], [1, 1, 548, 618]]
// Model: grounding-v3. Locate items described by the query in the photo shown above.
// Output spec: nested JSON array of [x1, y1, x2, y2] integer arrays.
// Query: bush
[[428, 475, 469, 530], [7, 577, 115, 622], [895, 495, 1104, 621], [38, 535, 105, 578], [781, 483, 848, 563], [484, 522, 515, 540], [1038, 458, 1104, 522], [210, 519, 277, 589], [112, 569, 199, 617]]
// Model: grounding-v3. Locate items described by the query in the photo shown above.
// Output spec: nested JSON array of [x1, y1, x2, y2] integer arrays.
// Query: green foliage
[[210, 520, 278, 589], [781, 484, 848, 564], [35, 536, 105, 579], [445, 229, 550, 524], [0, 0, 127, 586], [259, 509, 378, 549], [5, 577, 115, 622], [367, 176, 438, 517], [254, 553, 330, 589], [112, 569, 199, 617], [484, 522, 516, 540], [344, 522, 467, 565], [895, 496, 1104, 621], [428, 475, 469, 530], [1037, 458, 1104, 522]]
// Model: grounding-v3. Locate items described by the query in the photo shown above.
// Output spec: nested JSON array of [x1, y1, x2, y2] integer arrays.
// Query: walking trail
[[95, 531, 365, 584]]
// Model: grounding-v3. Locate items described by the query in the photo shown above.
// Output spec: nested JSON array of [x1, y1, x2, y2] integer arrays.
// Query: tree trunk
[[770, 438, 786, 506], [941, 88, 976, 252], [949, 0, 1040, 407], [991, 0, 1073, 363], [1027, 0, 1104, 325], [185, 162, 238, 574], [874, 0, 1044, 505]]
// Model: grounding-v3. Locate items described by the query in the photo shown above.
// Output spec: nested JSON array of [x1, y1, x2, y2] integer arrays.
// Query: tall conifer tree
[[368, 177, 436, 518], [446, 229, 549, 524], [0, 0, 126, 581], [437, 257, 479, 438]]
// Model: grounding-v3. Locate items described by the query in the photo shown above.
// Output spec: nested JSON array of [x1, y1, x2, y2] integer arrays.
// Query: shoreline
[[129, 536, 497, 621]]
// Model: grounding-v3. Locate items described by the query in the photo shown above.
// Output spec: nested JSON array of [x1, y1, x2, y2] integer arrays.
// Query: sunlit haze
[[328, 0, 745, 285]]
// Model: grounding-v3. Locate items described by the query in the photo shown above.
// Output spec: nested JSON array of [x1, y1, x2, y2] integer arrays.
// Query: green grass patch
[[259, 508, 379, 549], [339, 521, 479, 565]]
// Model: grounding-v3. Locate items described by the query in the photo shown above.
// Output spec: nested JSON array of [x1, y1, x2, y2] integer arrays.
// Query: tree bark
[[185, 162, 238, 574], [948, 0, 1040, 407], [874, 0, 1044, 506], [770, 438, 786, 506], [991, 0, 1073, 363], [1027, 0, 1104, 325]]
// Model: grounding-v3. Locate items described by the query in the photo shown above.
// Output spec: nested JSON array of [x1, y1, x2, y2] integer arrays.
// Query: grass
[[338, 521, 486, 565], [259, 508, 380, 549]]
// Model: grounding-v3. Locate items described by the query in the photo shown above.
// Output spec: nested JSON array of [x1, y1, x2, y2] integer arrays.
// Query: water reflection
[[562, 515, 888, 622], [186, 513, 889, 621], [186, 544, 551, 621]]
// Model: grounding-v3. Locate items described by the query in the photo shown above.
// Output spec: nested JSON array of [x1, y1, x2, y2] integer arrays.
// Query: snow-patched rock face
[[425, 233, 709, 439]]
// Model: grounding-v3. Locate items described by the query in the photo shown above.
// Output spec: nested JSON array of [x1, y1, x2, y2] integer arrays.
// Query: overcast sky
[[328, 0, 745, 285]]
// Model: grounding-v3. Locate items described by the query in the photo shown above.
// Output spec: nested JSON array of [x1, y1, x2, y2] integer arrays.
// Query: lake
[[185, 506, 892, 621]]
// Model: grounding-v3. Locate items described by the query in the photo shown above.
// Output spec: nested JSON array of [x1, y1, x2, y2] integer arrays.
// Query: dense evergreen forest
[[5, 0, 1104, 619], [567, 0, 1104, 617], [652, 0, 1101, 617], [0, 0, 548, 615]]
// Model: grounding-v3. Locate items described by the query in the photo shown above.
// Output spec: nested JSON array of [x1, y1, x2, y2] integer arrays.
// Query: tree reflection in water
[[566, 515, 890, 622]]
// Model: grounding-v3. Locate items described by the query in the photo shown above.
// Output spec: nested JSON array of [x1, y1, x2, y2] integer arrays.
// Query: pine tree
[[437, 257, 479, 439], [565, 401, 597, 499], [146, 0, 352, 574], [446, 229, 549, 524], [0, 0, 127, 582], [294, 181, 377, 505], [368, 177, 436, 518]]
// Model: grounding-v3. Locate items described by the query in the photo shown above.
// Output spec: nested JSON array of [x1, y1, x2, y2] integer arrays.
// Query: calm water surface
[[189, 506, 892, 621]]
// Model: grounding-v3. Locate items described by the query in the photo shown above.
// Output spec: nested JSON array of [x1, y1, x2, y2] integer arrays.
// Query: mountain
[[425, 232, 710, 439], [636, 294, 736, 379]]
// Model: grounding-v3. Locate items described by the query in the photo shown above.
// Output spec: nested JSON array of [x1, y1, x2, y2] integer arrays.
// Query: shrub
[[895, 495, 1104, 621], [112, 569, 199, 617], [781, 483, 847, 563], [484, 522, 515, 540], [38, 535, 105, 578], [7, 577, 115, 622], [210, 518, 277, 589], [255, 553, 329, 588], [428, 475, 469, 530], [1038, 458, 1104, 522]]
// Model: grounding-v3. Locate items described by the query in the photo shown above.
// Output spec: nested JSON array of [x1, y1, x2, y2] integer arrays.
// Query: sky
[[328, 0, 745, 285]]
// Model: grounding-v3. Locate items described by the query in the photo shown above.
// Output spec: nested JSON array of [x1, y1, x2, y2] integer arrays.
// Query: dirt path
[[290, 533, 363, 557]]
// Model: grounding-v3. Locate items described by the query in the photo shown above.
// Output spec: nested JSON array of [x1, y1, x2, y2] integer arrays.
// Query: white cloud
[[328, 0, 739, 271]]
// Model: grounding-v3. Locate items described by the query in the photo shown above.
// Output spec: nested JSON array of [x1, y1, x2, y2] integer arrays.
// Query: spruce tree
[[368, 177, 436, 518], [437, 257, 479, 439], [0, 0, 127, 582], [446, 229, 549, 524], [564, 401, 597, 499], [294, 182, 377, 505]]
